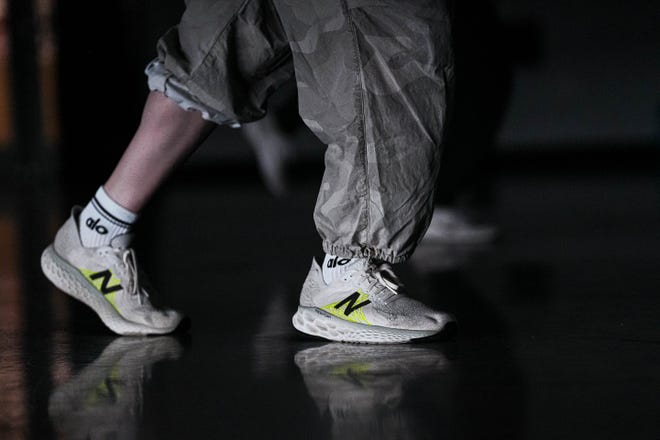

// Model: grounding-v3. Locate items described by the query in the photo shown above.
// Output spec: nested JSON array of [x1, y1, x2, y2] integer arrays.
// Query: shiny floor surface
[[1, 171, 660, 439]]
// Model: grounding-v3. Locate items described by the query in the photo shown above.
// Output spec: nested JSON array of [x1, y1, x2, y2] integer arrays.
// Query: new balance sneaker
[[41, 207, 185, 335], [292, 258, 456, 343]]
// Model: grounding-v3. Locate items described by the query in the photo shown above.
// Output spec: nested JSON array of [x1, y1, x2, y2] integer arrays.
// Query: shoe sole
[[292, 306, 450, 344], [41, 245, 179, 336]]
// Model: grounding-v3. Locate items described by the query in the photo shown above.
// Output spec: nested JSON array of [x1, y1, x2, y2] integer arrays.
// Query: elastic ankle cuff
[[321, 242, 409, 264]]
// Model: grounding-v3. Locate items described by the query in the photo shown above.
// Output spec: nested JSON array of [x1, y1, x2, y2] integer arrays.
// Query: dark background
[[1, 1, 660, 439]]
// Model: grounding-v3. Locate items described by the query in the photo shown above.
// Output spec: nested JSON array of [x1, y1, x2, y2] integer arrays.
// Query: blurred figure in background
[[240, 79, 301, 197], [424, 0, 512, 246]]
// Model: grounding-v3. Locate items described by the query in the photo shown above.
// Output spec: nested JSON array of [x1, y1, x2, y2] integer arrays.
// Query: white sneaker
[[41, 207, 185, 335], [422, 207, 498, 245], [292, 258, 456, 343]]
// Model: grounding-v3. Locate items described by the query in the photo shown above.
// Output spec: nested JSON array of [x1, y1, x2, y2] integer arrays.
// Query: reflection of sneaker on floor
[[422, 207, 498, 245], [49, 336, 184, 440], [41, 207, 185, 335], [292, 259, 456, 343], [294, 343, 448, 439]]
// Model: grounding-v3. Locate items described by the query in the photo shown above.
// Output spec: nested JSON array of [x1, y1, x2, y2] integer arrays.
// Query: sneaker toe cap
[[143, 309, 185, 330], [424, 311, 454, 331]]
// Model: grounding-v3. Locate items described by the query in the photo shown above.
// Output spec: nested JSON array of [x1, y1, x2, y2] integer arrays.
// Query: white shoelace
[[122, 249, 140, 298], [101, 247, 149, 305], [362, 262, 403, 303]]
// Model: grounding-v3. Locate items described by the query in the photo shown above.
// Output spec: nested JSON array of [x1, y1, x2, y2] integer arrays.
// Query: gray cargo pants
[[147, 0, 454, 263]]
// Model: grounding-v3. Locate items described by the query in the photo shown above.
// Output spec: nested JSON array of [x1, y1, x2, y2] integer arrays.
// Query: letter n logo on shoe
[[80, 268, 123, 311], [322, 291, 371, 325], [80, 268, 122, 293]]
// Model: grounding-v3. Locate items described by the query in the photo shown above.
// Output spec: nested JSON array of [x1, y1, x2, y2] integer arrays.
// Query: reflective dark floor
[[2, 168, 660, 439]]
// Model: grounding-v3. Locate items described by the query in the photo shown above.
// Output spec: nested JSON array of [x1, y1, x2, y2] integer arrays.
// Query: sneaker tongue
[[339, 258, 368, 274], [110, 232, 133, 249]]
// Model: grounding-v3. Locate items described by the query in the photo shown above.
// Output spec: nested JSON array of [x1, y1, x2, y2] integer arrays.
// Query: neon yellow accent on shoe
[[321, 290, 371, 325], [331, 363, 370, 376], [86, 365, 123, 405], [104, 291, 120, 313], [79, 268, 123, 313]]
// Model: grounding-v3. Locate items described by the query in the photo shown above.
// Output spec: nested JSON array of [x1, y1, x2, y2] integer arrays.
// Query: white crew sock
[[78, 186, 138, 248], [322, 253, 363, 284]]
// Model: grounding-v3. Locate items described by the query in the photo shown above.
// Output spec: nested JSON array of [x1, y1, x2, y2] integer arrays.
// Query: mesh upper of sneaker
[[94, 244, 180, 328], [54, 207, 182, 329], [305, 259, 448, 332], [362, 268, 445, 331]]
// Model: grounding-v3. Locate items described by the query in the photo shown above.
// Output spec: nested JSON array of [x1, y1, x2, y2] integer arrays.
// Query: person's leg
[[274, 0, 457, 342], [276, 0, 454, 264], [42, 0, 294, 336], [42, 91, 211, 336], [104, 90, 214, 212], [77, 91, 213, 249]]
